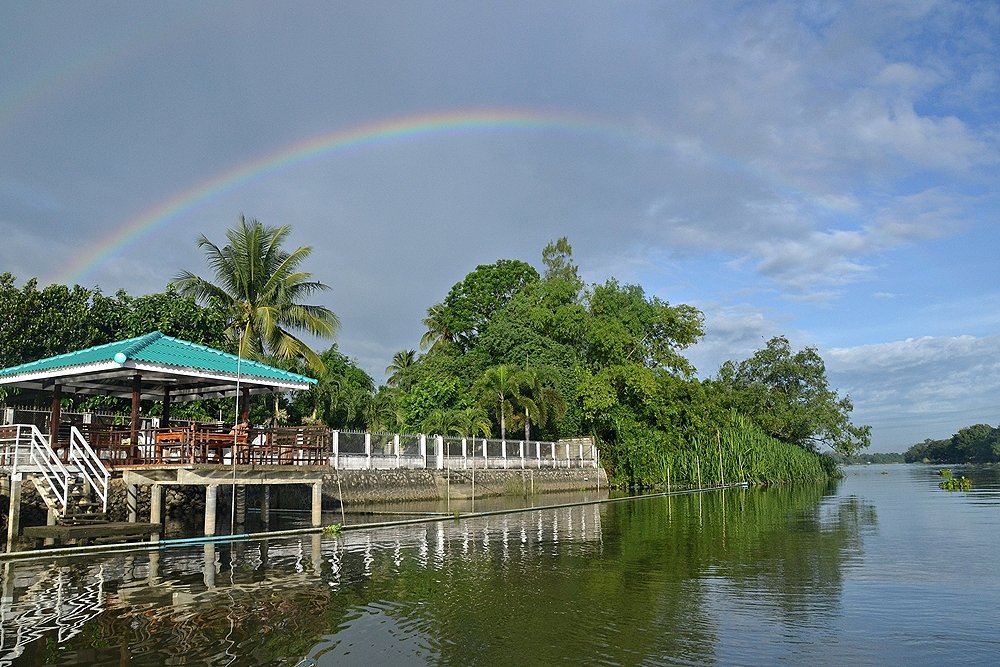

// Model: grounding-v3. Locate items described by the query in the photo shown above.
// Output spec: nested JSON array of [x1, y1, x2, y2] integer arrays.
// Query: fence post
[[519, 440, 524, 469], [501, 440, 507, 469], [332, 430, 339, 469], [536, 441, 541, 469], [394, 434, 400, 468], [483, 438, 488, 469], [420, 434, 427, 469], [365, 432, 372, 470], [551, 442, 556, 468], [436, 435, 444, 470]]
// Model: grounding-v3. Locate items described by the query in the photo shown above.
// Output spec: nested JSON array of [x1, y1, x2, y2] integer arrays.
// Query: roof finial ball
[[114, 352, 127, 365]]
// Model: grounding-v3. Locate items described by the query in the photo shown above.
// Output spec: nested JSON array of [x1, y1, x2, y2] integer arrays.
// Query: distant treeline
[[835, 452, 905, 465], [903, 423, 1000, 463]]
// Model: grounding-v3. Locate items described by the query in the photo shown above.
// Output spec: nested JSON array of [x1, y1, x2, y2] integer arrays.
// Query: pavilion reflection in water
[[0, 502, 603, 664]]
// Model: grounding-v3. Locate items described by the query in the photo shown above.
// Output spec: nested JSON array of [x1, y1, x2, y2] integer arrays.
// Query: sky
[[2, 1, 998, 452]]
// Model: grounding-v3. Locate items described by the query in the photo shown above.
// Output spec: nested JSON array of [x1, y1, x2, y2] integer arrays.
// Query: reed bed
[[608, 412, 834, 488]]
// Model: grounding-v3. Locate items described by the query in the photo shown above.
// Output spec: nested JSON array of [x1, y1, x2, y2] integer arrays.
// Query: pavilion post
[[49, 383, 62, 448], [162, 388, 171, 428], [240, 387, 250, 423], [130, 374, 141, 461]]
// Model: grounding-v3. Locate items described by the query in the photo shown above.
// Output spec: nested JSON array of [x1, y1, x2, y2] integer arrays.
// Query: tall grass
[[608, 412, 834, 488]]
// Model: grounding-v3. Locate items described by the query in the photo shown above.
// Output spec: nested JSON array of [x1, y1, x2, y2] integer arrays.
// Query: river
[[2, 464, 999, 665]]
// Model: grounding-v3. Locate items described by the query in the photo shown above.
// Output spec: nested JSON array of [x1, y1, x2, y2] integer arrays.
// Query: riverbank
[[1, 467, 608, 537]]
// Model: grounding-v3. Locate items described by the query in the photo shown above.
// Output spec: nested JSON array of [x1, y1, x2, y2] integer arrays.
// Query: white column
[[436, 435, 444, 470], [365, 432, 372, 469], [150, 484, 162, 525], [420, 434, 427, 468], [332, 430, 339, 469]]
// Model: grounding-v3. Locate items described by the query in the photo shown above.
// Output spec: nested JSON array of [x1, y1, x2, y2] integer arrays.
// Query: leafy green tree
[[715, 336, 870, 457], [0, 274, 99, 368], [951, 423, 998, 462], [438, 259, 540, 350], [541, 236, 583, 292], [173, 215, 339, 370], [584, 279, 704, 375]]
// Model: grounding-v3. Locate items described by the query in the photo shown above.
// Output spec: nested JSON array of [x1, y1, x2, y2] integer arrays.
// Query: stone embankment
[[2, 468, 606, 530]]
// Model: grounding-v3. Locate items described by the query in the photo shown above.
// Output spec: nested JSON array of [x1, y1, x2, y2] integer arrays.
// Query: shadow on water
[[1, 481, 876, 666]]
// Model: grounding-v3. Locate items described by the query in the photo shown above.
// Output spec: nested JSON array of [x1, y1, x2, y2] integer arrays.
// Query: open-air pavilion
[[0, 330, 328, 466], [0, 331, 330, 543]]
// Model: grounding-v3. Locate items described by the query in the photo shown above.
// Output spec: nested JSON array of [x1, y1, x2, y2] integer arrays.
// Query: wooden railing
[[81, 423, 331, 467]]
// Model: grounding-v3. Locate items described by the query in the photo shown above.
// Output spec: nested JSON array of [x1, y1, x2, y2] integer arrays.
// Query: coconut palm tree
[[473, 365, 531, 441], [519, 367, 567, 442], [174, 215, 339, 371], [385, 349, 416, 387], [419, 303, 453, 351]]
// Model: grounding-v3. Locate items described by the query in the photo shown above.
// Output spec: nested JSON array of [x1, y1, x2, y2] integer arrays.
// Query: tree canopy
[[714, 336, 870, 457]]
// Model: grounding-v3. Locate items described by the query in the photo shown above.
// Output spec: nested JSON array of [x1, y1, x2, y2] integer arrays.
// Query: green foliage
[[290, 345, 375, 429], [835, 451, 905, 465], [584, 279, 704, 375], [939, 475, 972, 491], [714, 336, 870, 457], [438, 259, 540, 350], [904, 423, 1000, 464]]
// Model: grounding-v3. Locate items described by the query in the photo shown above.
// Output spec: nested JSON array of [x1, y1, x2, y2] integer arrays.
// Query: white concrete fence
[[331, 431, 599, 471]]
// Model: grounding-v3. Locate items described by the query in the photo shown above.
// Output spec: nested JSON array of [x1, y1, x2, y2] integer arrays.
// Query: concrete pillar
[[127, 483, 138, 523], [44, 508, 56, 546], [436, 435, 444, 470], [311, 482, 322, 528], [332, 430, 339, 469], [261, 486, 271, 525], [149, 484, 162, 525], [204, 485, 218, 536], [5, 473, 21, 552]]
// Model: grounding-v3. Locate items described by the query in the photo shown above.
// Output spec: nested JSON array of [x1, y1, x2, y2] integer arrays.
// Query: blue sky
[[2, 1, 998, 451]]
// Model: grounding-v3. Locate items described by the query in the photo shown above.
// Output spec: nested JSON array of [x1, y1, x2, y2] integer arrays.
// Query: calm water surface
[[3, 464, 999, 665]]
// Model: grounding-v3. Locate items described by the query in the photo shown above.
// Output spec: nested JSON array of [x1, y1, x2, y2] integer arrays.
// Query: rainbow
[[57, 108, 651, 285]]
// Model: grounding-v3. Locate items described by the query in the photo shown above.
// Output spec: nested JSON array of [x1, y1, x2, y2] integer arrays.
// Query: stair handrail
[[24, 424, 70, 514], [68, 426, 110, 514]]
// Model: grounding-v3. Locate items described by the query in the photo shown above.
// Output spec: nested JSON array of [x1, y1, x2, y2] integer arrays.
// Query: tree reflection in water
[[1, 484, 873, 666]]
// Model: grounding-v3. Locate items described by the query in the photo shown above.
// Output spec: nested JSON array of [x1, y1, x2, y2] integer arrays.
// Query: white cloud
[[827, 335, 1000, 448]]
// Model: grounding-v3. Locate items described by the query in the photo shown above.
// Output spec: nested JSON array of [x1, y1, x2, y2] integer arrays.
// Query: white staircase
[[1, 424, 109, 524]]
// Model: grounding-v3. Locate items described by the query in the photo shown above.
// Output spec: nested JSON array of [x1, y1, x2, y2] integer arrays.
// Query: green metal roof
[[0, 331, 316, 400]]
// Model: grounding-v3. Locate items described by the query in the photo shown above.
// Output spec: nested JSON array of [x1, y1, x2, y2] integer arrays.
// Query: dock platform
[[22, 522, 161, 547]]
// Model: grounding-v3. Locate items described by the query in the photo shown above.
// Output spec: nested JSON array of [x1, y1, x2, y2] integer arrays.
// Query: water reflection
[[1, 488, 874, 666]]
